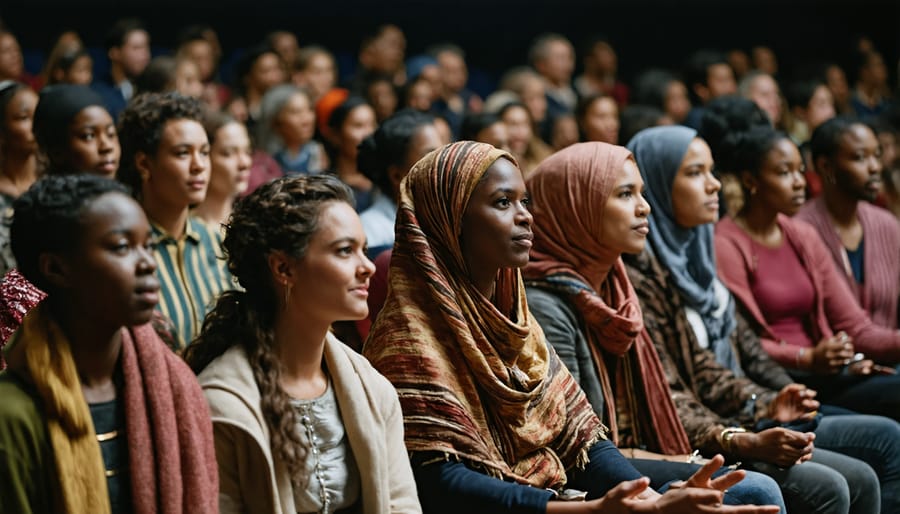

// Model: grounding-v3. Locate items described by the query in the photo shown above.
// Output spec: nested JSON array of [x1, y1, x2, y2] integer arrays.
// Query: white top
[[684, 278, 730, 349], [359, 193, 397, 253]]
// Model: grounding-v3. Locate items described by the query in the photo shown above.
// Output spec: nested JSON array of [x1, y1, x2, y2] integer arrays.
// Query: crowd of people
[[0, 14, 899, 514]]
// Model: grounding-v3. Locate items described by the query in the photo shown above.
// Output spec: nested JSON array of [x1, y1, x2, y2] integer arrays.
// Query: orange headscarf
[[523, 142, 691, 455]]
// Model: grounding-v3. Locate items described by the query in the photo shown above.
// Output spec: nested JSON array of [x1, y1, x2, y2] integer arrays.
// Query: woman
[[523, 142, 785, 509], [255, 85, 328, 176], [193, 111, 252, 229], [0, 81, 38, 275], [185, 175, 420, 513], [797, 117, 900, 331], [575, 94, 620, 145], [0, 86, 178, 362], [358, 108, 442, 258], [624, 125, 899, 512], [363, 141, 779, 514], [33, 84, 120, 178], [713, 126, 900, 418], [323, 96, 378, 211], [0, 174, 217, 513], [497, 101, 552, 176]]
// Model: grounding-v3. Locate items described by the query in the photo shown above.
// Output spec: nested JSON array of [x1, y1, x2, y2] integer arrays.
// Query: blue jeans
[[791, 371, 900, 422], [629, 459, 786, 512], [746, 447, 879, 514], [816, 414, 900, 513]]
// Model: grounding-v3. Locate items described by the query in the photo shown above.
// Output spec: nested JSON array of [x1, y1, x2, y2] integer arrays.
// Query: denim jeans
[[746, 447, 879, 514], [791, 371, 900, 422], [816, 414, 900, 513], [629, 459, 786, 513]]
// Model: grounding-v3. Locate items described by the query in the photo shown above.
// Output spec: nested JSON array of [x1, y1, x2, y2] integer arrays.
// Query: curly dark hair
[[357, 108, 434, 195], [183, 173, 354, 490], [117, 91, 204, 199], [11, 174, 130, 293]]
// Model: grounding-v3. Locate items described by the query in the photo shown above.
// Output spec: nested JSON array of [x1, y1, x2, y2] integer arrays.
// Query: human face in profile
[[460, 158, 533, 295]]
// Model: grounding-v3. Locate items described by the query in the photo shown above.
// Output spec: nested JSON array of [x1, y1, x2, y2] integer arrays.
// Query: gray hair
[[255, 84, 309, 155]]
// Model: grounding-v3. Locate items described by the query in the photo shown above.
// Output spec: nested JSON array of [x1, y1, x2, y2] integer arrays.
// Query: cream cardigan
[[198, 333, 422, 514]]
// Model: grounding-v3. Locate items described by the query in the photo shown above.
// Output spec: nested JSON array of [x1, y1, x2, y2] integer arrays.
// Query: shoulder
[[0, 372, 46, 446], [859, 202, 900, 239], [326, 335, 398, 404]]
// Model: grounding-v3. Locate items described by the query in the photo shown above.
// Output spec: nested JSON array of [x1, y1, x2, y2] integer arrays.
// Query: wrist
[[795, 348, 808, 370], [719, 427, 748, 457]]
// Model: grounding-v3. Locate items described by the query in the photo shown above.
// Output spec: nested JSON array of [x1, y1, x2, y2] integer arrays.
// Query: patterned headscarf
[[523, 142, 691, 454], [626, 126, 740, 375], [363, 141, 603, 489]]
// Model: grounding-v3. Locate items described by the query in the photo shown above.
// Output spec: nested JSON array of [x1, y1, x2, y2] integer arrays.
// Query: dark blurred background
[[2, 0, 898, 94]]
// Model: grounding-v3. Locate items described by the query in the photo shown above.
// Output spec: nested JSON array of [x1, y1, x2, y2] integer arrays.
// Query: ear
[[387, 163, 405, 192], [815, 154, 833, 181], [38, 253, 73, 290], [267, 250, 294, 286], [108, 47, 120, 63], [693, 83, 710, 103], [740, 170, 759, 193], [134, 151, 152, 183]]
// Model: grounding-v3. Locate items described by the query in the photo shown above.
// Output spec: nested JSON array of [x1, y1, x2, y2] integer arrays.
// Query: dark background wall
[[2, 0, 898, 94]]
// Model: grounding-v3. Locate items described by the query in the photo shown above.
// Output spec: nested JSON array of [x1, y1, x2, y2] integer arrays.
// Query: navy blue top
[[412, 439, 643, 514], [846, 239, 865, 284]]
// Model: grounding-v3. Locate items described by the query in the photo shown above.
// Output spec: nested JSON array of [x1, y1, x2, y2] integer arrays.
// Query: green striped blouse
[[150, 217, 233, 348]]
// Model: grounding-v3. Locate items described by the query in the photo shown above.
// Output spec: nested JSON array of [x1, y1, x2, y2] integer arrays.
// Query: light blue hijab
[[626, 126, 740, 375]]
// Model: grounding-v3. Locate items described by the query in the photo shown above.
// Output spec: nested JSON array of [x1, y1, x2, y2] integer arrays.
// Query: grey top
[[526, 286, 607, 420], [291, 380, 361, 513]]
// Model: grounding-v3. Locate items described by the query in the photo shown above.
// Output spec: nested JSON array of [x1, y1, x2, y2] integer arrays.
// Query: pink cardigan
[[796, 197, 900, 329], [715, 214, 900, 366]]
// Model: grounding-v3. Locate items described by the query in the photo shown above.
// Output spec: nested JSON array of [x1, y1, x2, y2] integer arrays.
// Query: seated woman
[[184, 175, 420, 513], [625, 125, 900, 513], [713, 126, 900, 418], [358, 108, 442, 260], [523, 142, 784, 508], [193, 110, 252, 229], [363, 140, 780, 514], [797, 117, 900, 332], [0, 174, 217, 513], [0, 86, 177, 362], [255, 85, 328, 176]]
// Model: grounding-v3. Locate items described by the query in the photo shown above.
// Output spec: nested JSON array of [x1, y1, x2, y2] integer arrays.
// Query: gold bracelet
[[719, 427, 747, 455]]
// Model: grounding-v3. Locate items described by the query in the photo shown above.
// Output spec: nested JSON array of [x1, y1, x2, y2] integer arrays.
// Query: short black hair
[[117, 92, 205, 198], [104, 17, 146, 52], [357, 108, 433, 194], [810, 116, 865, 162], [11, 174, 130, 292]]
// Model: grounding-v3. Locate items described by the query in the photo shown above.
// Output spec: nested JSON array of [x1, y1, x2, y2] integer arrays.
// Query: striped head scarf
[[363, 141, 603, 489], [522, 142, 691, 454]]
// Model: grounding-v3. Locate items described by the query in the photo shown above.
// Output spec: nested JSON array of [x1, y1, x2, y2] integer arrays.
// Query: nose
[[238, 150, 252, 171], [706, 171, 722, 193], [98, 132, 114, 153], [137, 245, 157, 274], [792, 170, 807, 189], [636, 194, 651, 217], [868, 154, 883, 175], [192, 150, 210, 174], [516, 200, 533, 227], [359, 252, 376, 278]]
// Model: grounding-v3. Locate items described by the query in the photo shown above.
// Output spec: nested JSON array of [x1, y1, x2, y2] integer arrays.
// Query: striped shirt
[[151, 216, 233, 348]]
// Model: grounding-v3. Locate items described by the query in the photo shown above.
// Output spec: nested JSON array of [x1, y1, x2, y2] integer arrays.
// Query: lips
[[187, 179, 208, 190], [135, 280, 160, 305], [513, 232, 534, 248], [632, 222, 649, 235], [350, 283, 369, 298]]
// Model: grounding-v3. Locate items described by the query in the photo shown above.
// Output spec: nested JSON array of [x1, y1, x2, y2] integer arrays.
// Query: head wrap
[[626, 126, 740, 374], [523, 142, 691, 454], [363, 141, 603, 489], [33, 84, 107, 154]]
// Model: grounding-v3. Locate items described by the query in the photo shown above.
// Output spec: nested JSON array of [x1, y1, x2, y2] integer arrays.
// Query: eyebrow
[[328, 236, 361, 246]]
